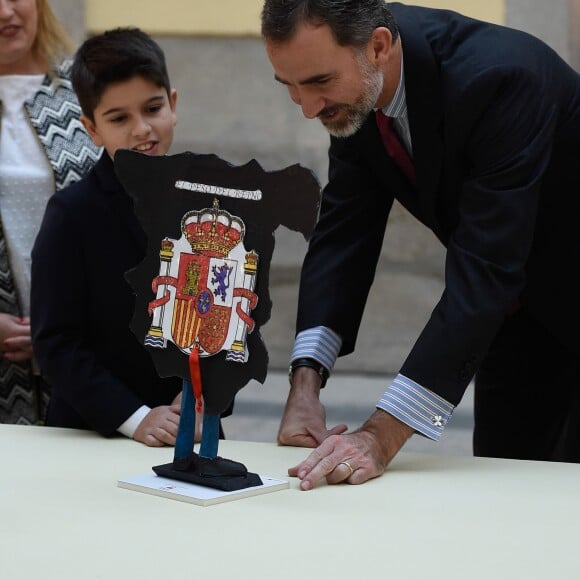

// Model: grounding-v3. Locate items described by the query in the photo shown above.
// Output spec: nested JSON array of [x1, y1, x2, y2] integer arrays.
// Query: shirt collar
[[379, 52, 407, 119]]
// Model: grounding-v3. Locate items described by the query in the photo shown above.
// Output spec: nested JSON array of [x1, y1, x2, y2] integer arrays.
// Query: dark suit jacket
[[297, 4, 580, 406], [31, 153, 181, 436]]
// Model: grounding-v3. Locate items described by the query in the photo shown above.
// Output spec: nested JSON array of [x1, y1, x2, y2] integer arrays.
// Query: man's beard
[[319, 55, 384, 138]]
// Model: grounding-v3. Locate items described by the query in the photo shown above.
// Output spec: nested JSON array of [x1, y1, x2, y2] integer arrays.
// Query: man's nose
[[290, 87, 325, 120], [301, 100, 324, 120]]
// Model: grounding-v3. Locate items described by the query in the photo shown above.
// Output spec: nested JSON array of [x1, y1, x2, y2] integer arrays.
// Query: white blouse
[[0, 74, 54, 316]]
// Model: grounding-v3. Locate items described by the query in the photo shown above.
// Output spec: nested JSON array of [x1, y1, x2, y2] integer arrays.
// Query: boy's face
[[81, 75, 177, 159]]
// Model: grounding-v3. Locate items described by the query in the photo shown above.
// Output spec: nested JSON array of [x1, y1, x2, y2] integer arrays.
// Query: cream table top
[[1, 424, 579, 580]]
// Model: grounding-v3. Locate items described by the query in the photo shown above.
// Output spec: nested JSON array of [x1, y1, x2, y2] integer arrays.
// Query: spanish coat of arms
[[145, 198, 259, 364]]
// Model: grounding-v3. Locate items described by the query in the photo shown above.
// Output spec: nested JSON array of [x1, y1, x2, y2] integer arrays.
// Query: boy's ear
[[169, 88, 178, 123], [80, 114, 104, 147]]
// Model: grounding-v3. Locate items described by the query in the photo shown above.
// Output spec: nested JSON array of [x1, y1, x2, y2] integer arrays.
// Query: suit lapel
[[360, 117, 422, 218], [394, 6, 444, 232]]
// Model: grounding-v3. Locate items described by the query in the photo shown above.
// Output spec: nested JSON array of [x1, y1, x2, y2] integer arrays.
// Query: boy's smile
[[81, 75, 177, 159]]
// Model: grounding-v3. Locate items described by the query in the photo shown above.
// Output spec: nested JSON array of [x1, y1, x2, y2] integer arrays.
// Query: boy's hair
[[72, 27, 171, 121]]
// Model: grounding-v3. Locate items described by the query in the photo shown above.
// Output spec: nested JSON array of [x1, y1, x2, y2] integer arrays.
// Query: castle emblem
[[145, 198, 259, 362]]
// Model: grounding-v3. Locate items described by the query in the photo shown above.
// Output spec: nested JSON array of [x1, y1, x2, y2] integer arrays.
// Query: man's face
[[81, 75, 177, 159], [266, 23, 383, 138]]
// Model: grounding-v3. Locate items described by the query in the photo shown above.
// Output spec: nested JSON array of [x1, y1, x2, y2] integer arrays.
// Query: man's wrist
[[289, 357, 329, 388], [359, 409, 415, 466]]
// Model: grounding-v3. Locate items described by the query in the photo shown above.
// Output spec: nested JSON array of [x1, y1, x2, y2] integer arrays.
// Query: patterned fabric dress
[[0, 61, 101, 425]]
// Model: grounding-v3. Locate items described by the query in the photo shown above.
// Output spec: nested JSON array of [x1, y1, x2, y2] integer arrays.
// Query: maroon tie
[[375, 110, 415, 185]]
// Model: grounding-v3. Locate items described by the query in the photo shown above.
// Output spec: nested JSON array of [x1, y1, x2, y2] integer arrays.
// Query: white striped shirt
[[379, 55, 413, 156]]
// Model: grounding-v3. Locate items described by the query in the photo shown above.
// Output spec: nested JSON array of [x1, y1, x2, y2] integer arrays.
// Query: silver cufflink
[[430, 415, 444, 427]]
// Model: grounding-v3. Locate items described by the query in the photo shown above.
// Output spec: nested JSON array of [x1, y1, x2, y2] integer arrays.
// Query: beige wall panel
[[86, 0, 263, 35], [410, 1, 504, 23], [86, 0, 504, 35]]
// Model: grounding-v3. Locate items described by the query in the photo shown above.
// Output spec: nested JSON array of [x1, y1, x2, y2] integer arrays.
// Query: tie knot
[[375, 110, 394, 133]]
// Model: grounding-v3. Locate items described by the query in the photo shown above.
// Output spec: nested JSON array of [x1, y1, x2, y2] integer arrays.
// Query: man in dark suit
[[261, 0, 580, 489]]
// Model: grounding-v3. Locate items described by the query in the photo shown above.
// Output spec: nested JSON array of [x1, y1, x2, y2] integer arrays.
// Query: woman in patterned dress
[[0, 0, 100, 424]]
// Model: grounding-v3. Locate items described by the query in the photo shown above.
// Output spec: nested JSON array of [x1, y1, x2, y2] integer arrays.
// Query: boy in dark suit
[[30, 27, 196, 446]]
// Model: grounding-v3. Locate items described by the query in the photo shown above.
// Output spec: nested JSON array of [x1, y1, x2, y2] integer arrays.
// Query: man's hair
[[261, 0, 398, 47], [34, 0, 75, 68], [71, 27, 171, 121]]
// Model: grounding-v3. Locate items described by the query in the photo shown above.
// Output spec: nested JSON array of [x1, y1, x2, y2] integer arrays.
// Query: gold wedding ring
[[338, 461, 354, 477]]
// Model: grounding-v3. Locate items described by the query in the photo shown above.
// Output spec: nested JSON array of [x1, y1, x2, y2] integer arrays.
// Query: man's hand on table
[[288, 408, 415, 490], [277, 366, 347, 448]]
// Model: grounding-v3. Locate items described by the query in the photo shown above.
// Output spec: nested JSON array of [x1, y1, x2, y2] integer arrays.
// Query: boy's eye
[[110, 115, 127, 123], [147, 104, 163, 113]]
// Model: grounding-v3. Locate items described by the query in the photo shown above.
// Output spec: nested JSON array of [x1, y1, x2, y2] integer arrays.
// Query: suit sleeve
[[31, 191, 145, 436], [401, 66, 557, 404], [296, 136, 395, 352]]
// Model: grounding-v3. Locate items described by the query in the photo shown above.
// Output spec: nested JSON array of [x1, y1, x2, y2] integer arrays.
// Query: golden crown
[[181, 198, 245, 257]]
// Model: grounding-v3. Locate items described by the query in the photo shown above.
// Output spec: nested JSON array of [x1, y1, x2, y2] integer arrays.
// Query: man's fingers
[[304, 426, 329, 445], [288, 438, 339, 487], [279, 432, 320, 448], [325, 460, 357, 484], [289, 433, 386, 490], [303, 422, 348, 446], [326, 423, 348, 437]]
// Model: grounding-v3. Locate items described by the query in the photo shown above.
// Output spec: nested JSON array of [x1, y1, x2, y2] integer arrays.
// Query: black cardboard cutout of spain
[[115, 149, 320, 417]]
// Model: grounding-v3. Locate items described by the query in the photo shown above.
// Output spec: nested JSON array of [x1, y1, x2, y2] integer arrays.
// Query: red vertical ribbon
[[188, 346, 203, 413]]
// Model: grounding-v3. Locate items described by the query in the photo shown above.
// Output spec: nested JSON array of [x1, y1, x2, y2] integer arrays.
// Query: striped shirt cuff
[[290, 327, 342, 373], [377, 374, 454, 441]]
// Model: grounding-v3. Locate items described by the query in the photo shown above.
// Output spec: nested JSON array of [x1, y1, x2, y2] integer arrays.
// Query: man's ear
[[367, 26, 393, 65], [80, 114, 103, 147]]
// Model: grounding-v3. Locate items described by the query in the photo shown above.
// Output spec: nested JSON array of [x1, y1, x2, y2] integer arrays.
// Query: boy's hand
[[168, 392, 203, 442], [133, 404, 181, 447]]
